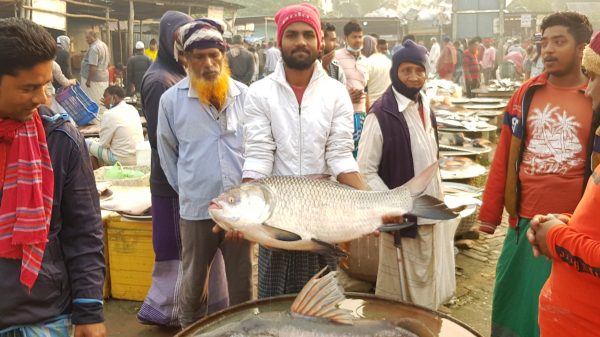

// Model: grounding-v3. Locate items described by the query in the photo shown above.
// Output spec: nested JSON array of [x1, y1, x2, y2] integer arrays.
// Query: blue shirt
[[157, 77, 247, 220]]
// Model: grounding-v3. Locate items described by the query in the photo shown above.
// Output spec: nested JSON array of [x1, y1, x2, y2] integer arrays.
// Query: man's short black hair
[[322, 22, 336, 38], [369, 33, 379, 39], [540, 11, 593, 45], [377, 39, 387, 46], [343, 20, 362, 37], [468, 38, 479, 47], [105, 85, 126, 99], [0, 18, 56, 78], [115, 63, 125, 71], [150, 38, 157, 45]]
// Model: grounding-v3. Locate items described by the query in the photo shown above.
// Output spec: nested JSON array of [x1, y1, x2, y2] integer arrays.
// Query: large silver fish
[[209, 163, 459, 255], [192, 268, 435, 337]]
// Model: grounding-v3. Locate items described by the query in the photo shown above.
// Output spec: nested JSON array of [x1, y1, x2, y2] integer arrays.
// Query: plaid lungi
[[257, 246, 337, 299]]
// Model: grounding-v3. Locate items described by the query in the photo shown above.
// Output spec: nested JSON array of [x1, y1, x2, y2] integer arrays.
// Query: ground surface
[[104, 222, 506, 337]]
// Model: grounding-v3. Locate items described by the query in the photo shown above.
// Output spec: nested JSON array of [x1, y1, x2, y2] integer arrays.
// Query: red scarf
[[0, 111, 54, 290]]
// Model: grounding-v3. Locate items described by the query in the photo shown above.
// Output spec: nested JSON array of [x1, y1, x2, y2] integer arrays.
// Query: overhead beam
[[22, 5, 117, 21]]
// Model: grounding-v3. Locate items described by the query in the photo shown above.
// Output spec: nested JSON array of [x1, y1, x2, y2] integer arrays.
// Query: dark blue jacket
[[0, 107, 105, 328], [141, 11, 192, 197]]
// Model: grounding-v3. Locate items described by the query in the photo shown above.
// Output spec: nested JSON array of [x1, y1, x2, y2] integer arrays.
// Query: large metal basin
[[177, 293, 483, 337]]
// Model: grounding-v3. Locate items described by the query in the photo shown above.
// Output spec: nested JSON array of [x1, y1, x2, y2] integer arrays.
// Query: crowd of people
[[1, 4, 600, 337]]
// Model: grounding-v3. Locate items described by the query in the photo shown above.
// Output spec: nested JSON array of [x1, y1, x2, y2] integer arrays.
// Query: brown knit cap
[[583, 31, 600, 76]]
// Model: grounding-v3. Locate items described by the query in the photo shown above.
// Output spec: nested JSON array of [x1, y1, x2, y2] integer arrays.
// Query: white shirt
[[242, 60, 358, 178], [357, 88, 442, 224], [366, 53, 392, 106], [265, 47, 281, 72], [99, 101, 144, 165]]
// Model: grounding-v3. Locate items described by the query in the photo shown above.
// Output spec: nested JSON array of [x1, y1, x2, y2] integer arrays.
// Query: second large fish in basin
[[208, 163, 460, 255]]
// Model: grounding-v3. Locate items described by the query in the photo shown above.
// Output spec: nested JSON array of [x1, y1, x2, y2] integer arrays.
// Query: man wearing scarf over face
[[156, 18, 252, 328], [0, 18, 105, 337], [357, 40, 458, 310]]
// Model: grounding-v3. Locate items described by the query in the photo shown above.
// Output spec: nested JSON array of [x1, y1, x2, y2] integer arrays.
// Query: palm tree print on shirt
[[523, 103, 583, 175]]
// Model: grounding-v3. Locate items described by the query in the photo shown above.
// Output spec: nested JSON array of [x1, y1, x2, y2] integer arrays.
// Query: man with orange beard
[[156, 18, 252, 328]]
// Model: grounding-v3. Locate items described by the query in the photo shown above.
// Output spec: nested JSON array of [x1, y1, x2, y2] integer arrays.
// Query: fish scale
[[259, 176, 411, 243]]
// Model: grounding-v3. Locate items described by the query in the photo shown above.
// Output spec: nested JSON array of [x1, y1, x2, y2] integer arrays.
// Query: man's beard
[[282, 47, 318, 70], [190, 63, 230, 110]]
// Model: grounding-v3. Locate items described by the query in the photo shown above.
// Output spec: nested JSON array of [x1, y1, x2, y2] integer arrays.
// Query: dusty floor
[[104, 223, 505, 337]]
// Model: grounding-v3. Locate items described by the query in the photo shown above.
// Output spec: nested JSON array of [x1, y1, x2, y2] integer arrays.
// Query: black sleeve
[[243, 53, 255, 84], [142, 81, 169, 151], [52, 127, 105, 325]]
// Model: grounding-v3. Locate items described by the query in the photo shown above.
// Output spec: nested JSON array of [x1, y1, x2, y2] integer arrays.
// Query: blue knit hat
[[390, 40, 429, 100]]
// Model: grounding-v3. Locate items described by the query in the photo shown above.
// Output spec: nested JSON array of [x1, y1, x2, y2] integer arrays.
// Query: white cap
[[135, 41, 145, 49]]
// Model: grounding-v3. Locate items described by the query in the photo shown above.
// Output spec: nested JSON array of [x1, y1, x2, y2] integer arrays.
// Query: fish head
[[208, 183, 275, 232]]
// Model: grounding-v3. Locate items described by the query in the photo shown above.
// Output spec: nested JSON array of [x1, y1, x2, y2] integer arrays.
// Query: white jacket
[[242, 59, 358, 177]]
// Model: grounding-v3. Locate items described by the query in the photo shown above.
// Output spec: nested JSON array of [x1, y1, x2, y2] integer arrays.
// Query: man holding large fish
[[209, 3, 459, 300], [157, 19, 253, 328], [357, 40, 458, 310]]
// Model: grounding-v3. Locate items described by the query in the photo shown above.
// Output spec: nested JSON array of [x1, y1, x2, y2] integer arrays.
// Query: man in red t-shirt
[[528, 30, 600, 337], [479, 12, 595, 337]]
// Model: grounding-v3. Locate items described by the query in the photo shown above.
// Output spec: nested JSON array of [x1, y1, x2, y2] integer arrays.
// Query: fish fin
[[311, 238, 348, 258], [262, 224, 302, 241], [408, 195, 459, 220], [393, 318, 436, 337], [402, 162, 439, 197], [290, 268, 354, 326], [377, 222, 416, 232]]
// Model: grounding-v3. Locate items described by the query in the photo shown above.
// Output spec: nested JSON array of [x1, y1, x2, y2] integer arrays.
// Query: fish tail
[[408, 195, 459, 220]]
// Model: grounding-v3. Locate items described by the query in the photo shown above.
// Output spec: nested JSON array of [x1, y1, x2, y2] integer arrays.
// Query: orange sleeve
[[478, 101, 517, 233], [547, 225, 600, 271]]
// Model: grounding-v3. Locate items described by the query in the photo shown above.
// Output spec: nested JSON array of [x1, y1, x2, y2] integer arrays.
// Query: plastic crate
[[106, 216, 154, 300], [55, 84, 99, 126]]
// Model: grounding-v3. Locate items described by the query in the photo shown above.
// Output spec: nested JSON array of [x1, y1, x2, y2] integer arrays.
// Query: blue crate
[[55, 84, 99, 126]]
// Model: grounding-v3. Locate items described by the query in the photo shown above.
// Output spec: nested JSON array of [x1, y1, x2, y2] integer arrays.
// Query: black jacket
[[141, 11, 191, 197], [0, 107, 105, 328]]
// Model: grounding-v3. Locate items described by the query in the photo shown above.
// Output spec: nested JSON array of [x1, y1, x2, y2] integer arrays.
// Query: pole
[[117, 20, 123, 65], [106, 7, 113, 65], [128, 0, 134, 59]]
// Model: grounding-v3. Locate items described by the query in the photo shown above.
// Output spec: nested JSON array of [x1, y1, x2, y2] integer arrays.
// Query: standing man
[[242, 3, 368, 298], [429, 37, 441, 73], [55, 35, 73, 87], [479, 12, 594, 337], [138, 11, 203, 327], [481, 38, 497, 85], [462, 38, 481, 98], [145, 38, 159, 62], [365, 37, 392, 105], [157, 18, 252, 328], [320, 22, 345, 83], [81, 30, 110, 107], [335, 20, 369, 156], [358, 40, 457, 310], [126, 41, 152, 96], [264, 41, 281, 75], [226, 35, 255, 86], [436, 36, 457, 81], [527, 31, 600, 337], [0, 18, 105, 337]]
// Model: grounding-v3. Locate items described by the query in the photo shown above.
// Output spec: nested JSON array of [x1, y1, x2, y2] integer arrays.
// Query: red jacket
[[478, 72, 599, 234]]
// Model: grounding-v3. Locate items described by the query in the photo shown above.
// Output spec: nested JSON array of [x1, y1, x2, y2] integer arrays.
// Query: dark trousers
[[178, 218, 252, 327], [465, 79, 480, 98]]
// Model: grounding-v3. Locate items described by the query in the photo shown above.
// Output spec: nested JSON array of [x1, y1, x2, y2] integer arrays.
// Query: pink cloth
[[504, 51, 524, 74], [482, 46, 496, 69]]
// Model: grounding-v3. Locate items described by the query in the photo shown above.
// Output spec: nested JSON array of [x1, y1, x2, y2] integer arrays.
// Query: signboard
[[208, 6, 224, 21], [31, 0, 66, 31], [521, 14, 532, 28]]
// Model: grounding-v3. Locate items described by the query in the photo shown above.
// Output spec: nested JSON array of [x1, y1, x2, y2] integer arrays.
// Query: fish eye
[[228, 196, 235, 204]]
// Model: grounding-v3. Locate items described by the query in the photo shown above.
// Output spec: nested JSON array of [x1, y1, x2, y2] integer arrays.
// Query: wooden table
[[78, 124, 101, 138]]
